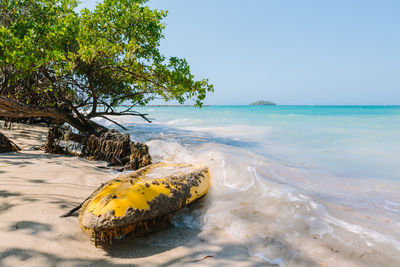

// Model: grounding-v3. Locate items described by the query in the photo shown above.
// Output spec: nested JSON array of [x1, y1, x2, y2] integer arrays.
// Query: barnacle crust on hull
[[78, 162, 211, 244]]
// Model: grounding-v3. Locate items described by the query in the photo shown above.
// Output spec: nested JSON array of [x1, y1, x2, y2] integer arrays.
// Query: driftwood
[[44, 127, 151, 171], [0, 132, 20, 153]]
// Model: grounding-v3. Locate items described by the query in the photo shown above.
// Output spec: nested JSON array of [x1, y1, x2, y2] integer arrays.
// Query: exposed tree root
[[0, 132, 20, 153], [43, 126, 151, 171]]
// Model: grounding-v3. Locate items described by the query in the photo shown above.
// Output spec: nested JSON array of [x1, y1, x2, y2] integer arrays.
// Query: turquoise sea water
[[127, 105, 400, 180], [96, 105, 400, 266]]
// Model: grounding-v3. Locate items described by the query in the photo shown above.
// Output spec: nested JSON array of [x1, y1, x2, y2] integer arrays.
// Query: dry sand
[[0, 123, 265, 267]]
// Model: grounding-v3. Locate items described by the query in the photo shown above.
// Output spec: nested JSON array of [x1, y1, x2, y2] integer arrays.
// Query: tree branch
[[91, 111, 152, 123], [95, 65, 171, 93], [98, 115, 128, 130]]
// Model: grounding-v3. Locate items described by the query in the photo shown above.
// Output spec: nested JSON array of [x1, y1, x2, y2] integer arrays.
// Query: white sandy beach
[[0, 123, 266, 267]]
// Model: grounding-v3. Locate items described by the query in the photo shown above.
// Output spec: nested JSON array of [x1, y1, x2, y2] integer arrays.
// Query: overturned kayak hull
[[78, 163, 211, 243]]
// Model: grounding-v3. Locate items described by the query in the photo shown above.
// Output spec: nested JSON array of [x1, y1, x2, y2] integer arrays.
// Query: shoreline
[[1, 119, 400, 266], [0, 122, 264, 266]]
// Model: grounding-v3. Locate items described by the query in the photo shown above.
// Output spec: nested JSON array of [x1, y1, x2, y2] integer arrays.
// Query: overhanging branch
[[0, 96, 67, 121], [0, 96, 97, 135], [98, 115, 128, 130], [91, 111, 152, 123]]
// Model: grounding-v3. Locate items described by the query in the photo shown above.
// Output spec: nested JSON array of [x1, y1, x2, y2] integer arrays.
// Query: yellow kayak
[[78, 162, 211, 244]]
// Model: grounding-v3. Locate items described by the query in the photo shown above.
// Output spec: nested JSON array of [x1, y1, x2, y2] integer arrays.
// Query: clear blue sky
[[80, 0, 400, 105]]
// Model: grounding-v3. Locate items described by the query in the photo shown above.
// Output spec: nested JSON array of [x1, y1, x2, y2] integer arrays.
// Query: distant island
[[249, 100, 276, 106]]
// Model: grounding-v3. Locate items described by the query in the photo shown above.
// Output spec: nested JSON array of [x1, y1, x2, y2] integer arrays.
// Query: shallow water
[[94, 105, 400, 266]]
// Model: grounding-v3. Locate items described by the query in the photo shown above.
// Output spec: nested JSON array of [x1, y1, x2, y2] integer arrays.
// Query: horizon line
[[140, 104, 400, 107]]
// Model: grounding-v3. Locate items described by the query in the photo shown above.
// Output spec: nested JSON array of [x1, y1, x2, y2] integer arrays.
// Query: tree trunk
[[0, 96, 99, 135]]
